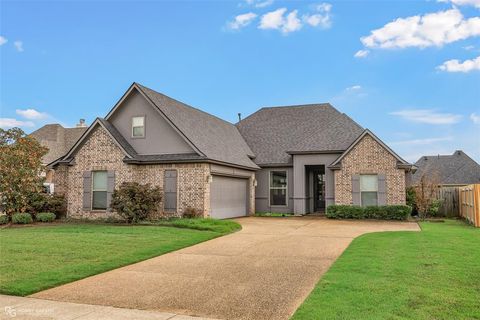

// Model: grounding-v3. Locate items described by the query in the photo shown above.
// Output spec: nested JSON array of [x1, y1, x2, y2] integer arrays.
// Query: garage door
[[210, 175, 248, 219]]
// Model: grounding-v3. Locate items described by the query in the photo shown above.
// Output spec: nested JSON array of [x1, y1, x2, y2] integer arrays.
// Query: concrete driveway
[[32, 217, 419, 320]]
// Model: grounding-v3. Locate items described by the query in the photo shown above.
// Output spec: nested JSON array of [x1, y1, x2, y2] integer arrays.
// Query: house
[[411, 150, 480, 186], [29, 120, 88, 191], [50, 83, 414, 219]]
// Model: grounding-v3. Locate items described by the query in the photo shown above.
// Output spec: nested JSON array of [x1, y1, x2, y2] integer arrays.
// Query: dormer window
[[132, 116, 145, 138]]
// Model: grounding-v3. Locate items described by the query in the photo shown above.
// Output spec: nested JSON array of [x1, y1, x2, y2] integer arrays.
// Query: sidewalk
[[0, 295, 217, 320]]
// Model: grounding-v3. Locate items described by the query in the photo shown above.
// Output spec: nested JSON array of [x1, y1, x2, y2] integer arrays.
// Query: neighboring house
[[411, 150, 480, 187], [29, 121, 87, 191], [50, 83, 414, 219]]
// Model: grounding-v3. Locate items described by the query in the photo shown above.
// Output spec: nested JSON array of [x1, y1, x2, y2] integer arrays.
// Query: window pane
[[271, 171, 287, 188], [132, 126, 145, 137], [132, 117, 144, 127], [270, 189, 286, 206], [360, 175, 378, 192], [92, 191, 107, 210], [361, 192, 378, 206], [93, 171, 107, 190]]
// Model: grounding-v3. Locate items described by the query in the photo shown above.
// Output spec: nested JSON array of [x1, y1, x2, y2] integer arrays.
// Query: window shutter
[[106, 170, 115, 212], [378, 174, 386, 205], [82, 171, 92, 211], [352, 175, 360, 205]]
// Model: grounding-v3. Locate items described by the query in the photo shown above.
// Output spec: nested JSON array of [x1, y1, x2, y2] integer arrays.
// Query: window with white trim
[[132, 116, 145, 138], [270, 171, 287, 206], [360, 174, 378, 206], [92, 171, 108, 210]]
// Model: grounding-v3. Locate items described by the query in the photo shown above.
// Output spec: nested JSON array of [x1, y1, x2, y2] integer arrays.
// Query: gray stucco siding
[[292, 153, 341, 215], [255, 167, 294, 214], [109, 89, 195, 155]]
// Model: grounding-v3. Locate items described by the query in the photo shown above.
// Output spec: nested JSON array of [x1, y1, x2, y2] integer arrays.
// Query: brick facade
[[334, 134, 406, 205], [54, 125, 214, 219]]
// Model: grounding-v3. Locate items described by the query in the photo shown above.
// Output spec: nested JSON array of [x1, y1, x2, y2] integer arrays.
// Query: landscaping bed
[[292, 220, 480, 319], [0, 219, 240, 296]]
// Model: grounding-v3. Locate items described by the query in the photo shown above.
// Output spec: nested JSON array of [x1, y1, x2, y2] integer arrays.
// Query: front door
[[313, 170, 325, 212]]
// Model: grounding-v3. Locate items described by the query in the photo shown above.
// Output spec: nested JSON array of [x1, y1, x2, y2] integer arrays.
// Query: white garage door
[[210, 175, 248, 219]]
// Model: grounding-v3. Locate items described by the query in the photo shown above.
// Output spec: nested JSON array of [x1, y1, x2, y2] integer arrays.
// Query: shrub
[[183, 207, 201, 218], [111, 182, 162, 223], [36, 212, 56, 222], [11, 213, 33, 224], [428, 199, 443, 217], [0, 214, 9, 225], [326, 205, 411, 220], [26, 193, 67, 218]]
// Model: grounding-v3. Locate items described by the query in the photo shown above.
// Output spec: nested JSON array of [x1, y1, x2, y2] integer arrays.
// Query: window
[[270, 171, 287, 206], [92, 171, 107, 210], [132, 116, 145, 138], [360, 175, 378, 206]]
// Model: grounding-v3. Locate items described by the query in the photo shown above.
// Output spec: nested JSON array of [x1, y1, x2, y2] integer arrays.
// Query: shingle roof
[[29, 124, 87, 165], [124, 153, 207, 164], [98, 118, 137, 157], [236, 104, 364, 165], [135, 83, 259, 169], [412, 150, 480, 185]]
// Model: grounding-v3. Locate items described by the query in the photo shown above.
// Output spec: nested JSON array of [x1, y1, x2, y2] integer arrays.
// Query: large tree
[[0, 127, 48, 215]]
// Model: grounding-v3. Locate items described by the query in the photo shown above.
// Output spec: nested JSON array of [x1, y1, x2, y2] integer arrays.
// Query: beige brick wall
[[334, 134, 406, 205], [54, 125, 211, 219]]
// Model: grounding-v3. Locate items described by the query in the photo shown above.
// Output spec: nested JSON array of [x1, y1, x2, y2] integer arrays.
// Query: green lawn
[[292, 220, 480, 320], [0, 220, 240, 296]]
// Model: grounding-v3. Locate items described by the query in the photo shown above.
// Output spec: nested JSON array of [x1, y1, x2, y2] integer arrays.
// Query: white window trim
[[131, 115, 146, 138], [92, 170, 108, 211], [360, 174, 378, 206], [269, 170, 288, 207]]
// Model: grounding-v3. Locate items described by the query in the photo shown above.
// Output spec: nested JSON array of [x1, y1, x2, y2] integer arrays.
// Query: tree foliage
[[414, 172, 440, 219], [0, 128, 48, 215]]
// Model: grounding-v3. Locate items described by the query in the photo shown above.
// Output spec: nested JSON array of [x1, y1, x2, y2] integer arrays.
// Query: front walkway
[[0, 295, 216, 319], [32, 217, 420, 320]]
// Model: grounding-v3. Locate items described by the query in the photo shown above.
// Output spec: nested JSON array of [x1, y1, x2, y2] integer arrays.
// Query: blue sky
[[1, 0, 479, 163]]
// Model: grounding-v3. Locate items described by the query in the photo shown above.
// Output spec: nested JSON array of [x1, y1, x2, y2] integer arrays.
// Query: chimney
[[76, 119, 87, 128], [238, 113, 242, 122]]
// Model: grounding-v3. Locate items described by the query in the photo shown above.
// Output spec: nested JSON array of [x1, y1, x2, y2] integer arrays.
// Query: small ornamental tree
[[0, 128, 48, 216], [111, 182, 162, 223], [414, 171, 440, 219]]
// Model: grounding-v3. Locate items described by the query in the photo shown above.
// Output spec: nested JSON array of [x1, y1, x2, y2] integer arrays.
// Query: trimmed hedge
[[326, 205, 411, 220], [36, 212, 56, 222], [0, 215, 9, 225], [12, 213, 33, 224]]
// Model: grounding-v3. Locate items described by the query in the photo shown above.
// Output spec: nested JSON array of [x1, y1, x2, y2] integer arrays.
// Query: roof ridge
[[260, 103, 333, 110], [135, 83, 237, 128]]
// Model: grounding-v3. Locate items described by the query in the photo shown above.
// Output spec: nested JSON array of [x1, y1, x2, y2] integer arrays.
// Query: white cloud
[[259, 8, 287, 30], [463, 45, 475, 50], [389, 136, 453, 146], [346, 85, 362, 91], [438, 0, 480, 8], [245, 0, 274, 8], [437, 55, 480, 72], [0, 118, 35, 128], [16, 108, 48, 120], [471, 113, 480, 124], [228, 12, 258, 30], [0, 36, 7, 46], [354, 49, 369, 58], [390, 109, 462, 124], [282, 10, 302, 33], [14, 40, 23, 52], [360, 8, 480, 49], [303, 3, 332, 29]]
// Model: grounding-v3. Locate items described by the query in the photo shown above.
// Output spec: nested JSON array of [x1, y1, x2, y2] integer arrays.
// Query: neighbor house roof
[[236, 104, 364, 165], [29, 124, 87, 165], [412, 150, 480, 185], [127, 83, 258, 169]]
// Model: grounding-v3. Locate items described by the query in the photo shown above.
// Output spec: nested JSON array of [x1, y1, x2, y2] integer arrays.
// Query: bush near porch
[[326, 205, 411, 220]]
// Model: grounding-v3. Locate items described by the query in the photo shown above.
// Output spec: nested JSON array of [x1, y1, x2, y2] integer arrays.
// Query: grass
[[0, 219, 240, 296], [292, 220, 480, 320]]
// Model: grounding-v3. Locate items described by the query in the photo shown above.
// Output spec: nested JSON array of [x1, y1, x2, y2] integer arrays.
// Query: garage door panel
[[211, 176, 247, 219]]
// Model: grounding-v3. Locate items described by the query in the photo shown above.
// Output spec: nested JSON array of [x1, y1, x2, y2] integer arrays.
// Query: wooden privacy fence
[[459, 184, 480, 227], [436, 187, 459, 217]]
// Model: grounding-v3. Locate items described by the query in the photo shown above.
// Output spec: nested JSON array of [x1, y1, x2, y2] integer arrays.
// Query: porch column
[[293, 158, 307, 215]]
